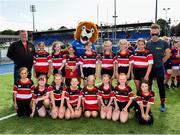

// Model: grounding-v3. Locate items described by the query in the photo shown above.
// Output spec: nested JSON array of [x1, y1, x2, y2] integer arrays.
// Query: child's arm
[[99, 97, 105, 107], [145, 103, 151, 116], [49, 91, 56, 108], [144, 64, 152, 81], [122, 99, 132, 112], [36, 94, 49, 103], [76, 97, 82, 110], [127, 63, 132, 79], [80, 64, 84, 79], [138, 102, 145, 118], [66, 99, 74, 112], [13, 93, 17, 110], [60, 91, 65, 109], [114, 98, 119, 111], [107, 98, 113, 108], [30, 100, 36, 117]]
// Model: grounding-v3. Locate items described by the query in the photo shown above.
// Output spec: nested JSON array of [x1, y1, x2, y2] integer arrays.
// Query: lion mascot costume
[[71, 21, 99, 56]]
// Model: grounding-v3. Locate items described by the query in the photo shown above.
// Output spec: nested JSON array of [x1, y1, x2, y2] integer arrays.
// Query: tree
[[157, 18, 166, 36], [0, 29, 16, 35], [175, 23, 180, 36], [170, 25, 176, 36]]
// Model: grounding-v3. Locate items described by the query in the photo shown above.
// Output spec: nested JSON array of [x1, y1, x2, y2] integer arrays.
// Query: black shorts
[[35, 72, 48, 79], [164, 62, 172, 70], [133, 68, 147, 81], [55, 100, 61, 107], [118, 67, 129, 74], [117, 101, 130, 112], [103, 99, 110, 106], [53, 67, 65, 77], [16, 99, 32, 117], [101, 68, 114, 78], [36, 101, 44, 110], [83, 67, 96, 78]]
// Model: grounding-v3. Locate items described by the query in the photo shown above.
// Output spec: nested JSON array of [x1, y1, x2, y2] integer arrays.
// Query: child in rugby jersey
[[33, 42, 52, 79], [13, 67, 35, 117], [131, 38, 153, 91], [49, 74, 66, 119], [171, 39, 180, 88], [64, 44, 79, 86], [51, 41, 65, 76], [135, 80, 155, 125], [79, 42, 98, 84], [64, 78, 82, 119], [100, 41, 116, 78], [81, 75, 99, 118], [98, 74, 114, 120], [30, 75, 51, 118], [112, 73, 134, 123], [115, 39, 133, 80]]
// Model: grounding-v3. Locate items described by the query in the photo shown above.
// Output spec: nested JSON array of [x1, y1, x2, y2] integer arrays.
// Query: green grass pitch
[[0, 73, 180, 134]]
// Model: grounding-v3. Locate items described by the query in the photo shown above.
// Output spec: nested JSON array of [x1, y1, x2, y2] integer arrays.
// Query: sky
[[0, 0, 179, 31]]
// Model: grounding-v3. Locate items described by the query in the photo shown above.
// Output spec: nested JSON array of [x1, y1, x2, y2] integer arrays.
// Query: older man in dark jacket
[[7, 30, 35, 83]]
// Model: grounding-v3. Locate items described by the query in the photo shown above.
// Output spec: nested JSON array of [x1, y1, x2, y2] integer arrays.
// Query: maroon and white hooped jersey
[[13, 79, 35, 100], [115, 50, 133, 67], [131, 50, 153, 68], [112, 85, 134, 102], [34, 50, 52, 73], [64, 54, 79, 78], [100, 52, 116, 69], [51, 52, 65, 69], [49, 84, 66, 101], [136, 90, 155, 107], [79, 51, 98, 68], [64, 87, 82, 106], [32, 84, 52, 100], [81, 86, 99, 110]]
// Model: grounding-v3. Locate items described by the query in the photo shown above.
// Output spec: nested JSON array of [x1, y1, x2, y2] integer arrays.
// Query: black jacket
[[7, 40, 35, 70]]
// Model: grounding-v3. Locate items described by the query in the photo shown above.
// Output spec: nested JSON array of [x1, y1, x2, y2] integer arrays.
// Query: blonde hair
[[119, 39, 128, 45], [52, 41, 64, 53], [151, 23, 160, 30]]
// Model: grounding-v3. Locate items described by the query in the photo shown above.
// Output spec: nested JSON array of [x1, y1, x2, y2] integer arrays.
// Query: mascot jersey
[[71, 40, 96, 56]]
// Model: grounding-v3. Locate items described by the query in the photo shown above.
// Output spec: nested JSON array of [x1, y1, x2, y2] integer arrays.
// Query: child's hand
[[114, 106, 119, 112], [122, 107, 128, 112], [30, 112, 34, 118]]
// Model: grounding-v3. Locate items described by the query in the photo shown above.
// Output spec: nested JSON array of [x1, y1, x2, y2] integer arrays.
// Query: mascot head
[[74, 21, 99, 44]]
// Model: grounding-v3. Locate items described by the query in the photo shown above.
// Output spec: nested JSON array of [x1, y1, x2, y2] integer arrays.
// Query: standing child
[[135, 80, 155, 125], [100, 41, 116, 78], [49, 74, 66, 119], [64, 78, 82, 119], [30, 75, 51, 118], [98, 74, 114, 120], [51, 41, 65, 76], [13, 67, 34, 117], [79, 42, 98, 84], [81, 75, 99, 118], [33, 42, 52, 79], [112, 73, 134, 123], [115, 39, 133, 80], [64, 44, 79, 86], [171, 39, 180, 88], [131, 38, 153, 91]]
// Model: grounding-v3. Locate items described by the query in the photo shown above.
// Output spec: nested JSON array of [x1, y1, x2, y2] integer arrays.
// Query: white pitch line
[[0, 113, 17, 121]]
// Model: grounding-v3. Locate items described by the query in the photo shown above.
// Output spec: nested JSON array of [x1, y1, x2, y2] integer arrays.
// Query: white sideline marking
[[0, 72, 13, 75], [0, 113, 17, 121]]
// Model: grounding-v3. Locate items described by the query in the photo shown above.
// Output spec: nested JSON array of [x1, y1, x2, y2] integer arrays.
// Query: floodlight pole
[[155, 0, 158, 23], [163, 8, 170, 36], [30, 5, 36, 32], [113, 0, 118, 44]]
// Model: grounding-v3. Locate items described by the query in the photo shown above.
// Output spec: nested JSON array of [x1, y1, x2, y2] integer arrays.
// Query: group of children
[[13, 37, 180, 125], [13, 67, 154, 125]]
